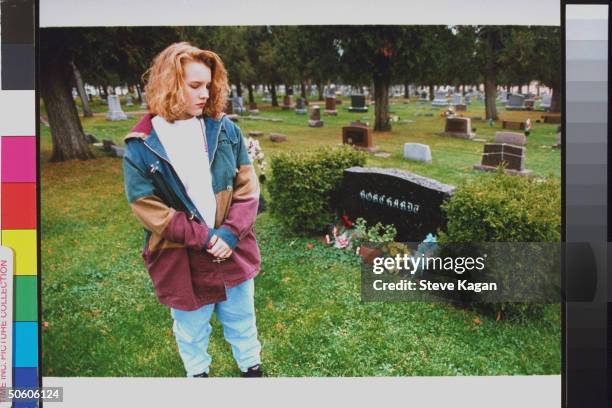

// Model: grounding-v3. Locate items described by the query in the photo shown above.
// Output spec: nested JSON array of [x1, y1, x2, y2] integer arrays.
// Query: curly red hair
[[143, 42, 228, 122]]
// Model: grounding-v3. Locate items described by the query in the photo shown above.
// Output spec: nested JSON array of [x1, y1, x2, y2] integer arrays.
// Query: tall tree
[[339, 26, 418, 131], [531, 26, 561, 112], [40, 28, 94, 161], [475, 26, 508, 120]]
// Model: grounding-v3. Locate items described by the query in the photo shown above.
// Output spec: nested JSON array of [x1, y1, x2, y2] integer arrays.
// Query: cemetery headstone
[[493, 131, 527, 146], [295, 97, 307, 114], [85, 133, 99, 144], [106, 95, 128, 121], [505, 93, 526, 110], [524, 99, 535, 110], [248, 131, 264, 137], [474, 143, 531, 175], [348, 94, 368, 113], [126, 95, 134, 107], [232, 96, 246, 114], [324, 96, 337, 115], [539, 94, 551, 110], [337, 167, 455, 242], [111, 145, 125, 158], [452, 94, 463, 105], [438, 117, 475, 139], [455, 104, 467, 112], [282, 95, 294, 110], [542, 114, 561, 124], [249, 101, 260, 115], [432, 91, 449, 107], [342, 122, 374, 151], [308, 105, 324, 127], [502, 120, 526, 131], [102, 139, 117, 152], [403, 143, 432, 163], [269, 134, 287, 143]]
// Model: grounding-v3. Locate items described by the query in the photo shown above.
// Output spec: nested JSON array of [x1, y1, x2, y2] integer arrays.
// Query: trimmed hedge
[[268, 146, 366, 234], [439, 172, 561, 319], [440, 172, 561, 242]]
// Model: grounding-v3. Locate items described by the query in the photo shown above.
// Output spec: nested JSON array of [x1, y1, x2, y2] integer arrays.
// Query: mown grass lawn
[[41, 97, 561, 377]]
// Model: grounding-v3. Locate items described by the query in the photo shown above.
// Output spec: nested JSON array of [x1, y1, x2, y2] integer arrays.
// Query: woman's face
[[182, 60, 211, 118]]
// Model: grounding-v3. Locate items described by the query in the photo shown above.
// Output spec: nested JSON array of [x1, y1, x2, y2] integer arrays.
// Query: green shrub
[[268, 146, 366, 234], [440, 171, 561, 242], [439, 172, 561, 319]]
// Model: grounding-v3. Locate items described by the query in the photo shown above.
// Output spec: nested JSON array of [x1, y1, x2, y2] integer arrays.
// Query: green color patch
[[16, 276, 38, 321]]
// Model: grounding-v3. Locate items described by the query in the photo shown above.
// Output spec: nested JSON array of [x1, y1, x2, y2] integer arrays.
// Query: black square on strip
[[1, 44, 35, 90], [1, 0, 35, 44]]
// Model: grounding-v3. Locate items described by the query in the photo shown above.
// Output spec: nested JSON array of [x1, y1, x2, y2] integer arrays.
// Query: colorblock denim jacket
[[123, 114, 260, 310]]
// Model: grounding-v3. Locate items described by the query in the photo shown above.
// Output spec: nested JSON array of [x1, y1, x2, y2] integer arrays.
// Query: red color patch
[[1, 183, 37, 229]]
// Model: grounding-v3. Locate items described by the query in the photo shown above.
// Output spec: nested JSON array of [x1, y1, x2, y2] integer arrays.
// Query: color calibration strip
[[1, 0, 39, 407], [564, 4, 609, 408]]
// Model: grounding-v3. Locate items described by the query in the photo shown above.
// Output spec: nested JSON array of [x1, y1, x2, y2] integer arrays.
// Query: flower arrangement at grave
[[246, 137, 267, 183], [524, 118, 532, 136]]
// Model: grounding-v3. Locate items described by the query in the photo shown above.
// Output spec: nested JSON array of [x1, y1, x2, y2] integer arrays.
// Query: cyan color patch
[[14, 322, 37, 367]]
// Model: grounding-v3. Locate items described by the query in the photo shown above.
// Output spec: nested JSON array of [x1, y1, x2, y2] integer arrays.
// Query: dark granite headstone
[[348, 94, 368, 113], [85, 133, 99, 144], [337, 167, 455, 242], [474, 143, 531, 175], [295, 97, 307, 114], [102, 139, 117, 152]]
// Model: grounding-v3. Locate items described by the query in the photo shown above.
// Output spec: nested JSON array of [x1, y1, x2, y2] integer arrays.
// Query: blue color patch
[[14, 367, 38, 387]]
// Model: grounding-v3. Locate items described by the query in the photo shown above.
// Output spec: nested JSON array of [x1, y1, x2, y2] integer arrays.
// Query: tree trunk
[[236, 81, 243, 97], [484, 31, 499, 120], [428, 84, 434, 101], [247, 83, 255, 104], [373, 75, 391, 132], [404, 83, 409, 99], [270, 83, 278, 107], [550, 86, 561, 113], [100, 85, 108, 100], [70, 61, 92, 118], [40, 59, 94, 161], [300, 81, 307, 99], [136, 84, 143, 104], [316, 80, 324, 101]]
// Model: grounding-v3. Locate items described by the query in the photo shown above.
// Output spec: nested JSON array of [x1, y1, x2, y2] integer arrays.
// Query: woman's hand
[[207, 235, 233, 259]]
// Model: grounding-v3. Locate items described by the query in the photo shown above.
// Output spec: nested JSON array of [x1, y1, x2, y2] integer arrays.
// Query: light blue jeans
[[170, 278, 261, 376]]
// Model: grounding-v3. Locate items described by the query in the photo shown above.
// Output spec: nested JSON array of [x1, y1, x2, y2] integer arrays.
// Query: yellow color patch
[[1, 230, 37, 275]]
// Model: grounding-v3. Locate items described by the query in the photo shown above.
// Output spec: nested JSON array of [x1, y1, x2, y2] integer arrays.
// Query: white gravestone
[[106, 95, 128, 121], [403, 143, 432, 163]]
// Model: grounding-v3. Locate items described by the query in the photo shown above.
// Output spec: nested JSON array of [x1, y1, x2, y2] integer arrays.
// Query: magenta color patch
[[1, 136, 36, 182]]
